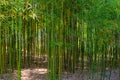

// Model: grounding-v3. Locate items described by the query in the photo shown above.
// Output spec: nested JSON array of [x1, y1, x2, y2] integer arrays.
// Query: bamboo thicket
[[0, 0, 120, 80]]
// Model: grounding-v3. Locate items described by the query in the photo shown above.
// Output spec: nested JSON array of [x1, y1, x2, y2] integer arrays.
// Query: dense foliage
[[0, 0, 120, 80]]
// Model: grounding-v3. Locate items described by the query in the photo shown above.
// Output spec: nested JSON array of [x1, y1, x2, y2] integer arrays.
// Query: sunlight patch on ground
[[21, 68, 48, 80], [21, 68, 48, 74]]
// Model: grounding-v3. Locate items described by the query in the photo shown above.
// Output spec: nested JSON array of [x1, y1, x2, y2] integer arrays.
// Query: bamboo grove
[[0, 0, 120, 80]]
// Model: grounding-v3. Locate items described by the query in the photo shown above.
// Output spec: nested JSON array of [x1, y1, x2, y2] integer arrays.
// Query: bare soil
[[0, 68, 119, 80]]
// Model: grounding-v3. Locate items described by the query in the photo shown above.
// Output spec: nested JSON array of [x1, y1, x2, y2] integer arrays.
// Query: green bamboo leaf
[[55, 42, 63, 47]]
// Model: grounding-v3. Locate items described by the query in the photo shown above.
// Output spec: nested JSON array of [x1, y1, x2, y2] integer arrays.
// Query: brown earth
[[0, 68, 119, 80]]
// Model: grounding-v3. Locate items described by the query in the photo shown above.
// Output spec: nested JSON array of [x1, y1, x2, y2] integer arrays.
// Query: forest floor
[[0, 67, 119, 80]]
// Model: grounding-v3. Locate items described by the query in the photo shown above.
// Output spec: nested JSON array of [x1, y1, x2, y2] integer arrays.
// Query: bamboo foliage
[[0, 0, 120, 80]]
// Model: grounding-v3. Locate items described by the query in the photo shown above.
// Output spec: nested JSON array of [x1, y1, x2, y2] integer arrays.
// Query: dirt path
[[0, 68, 119, 80], [0, 68, 48, 80]]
